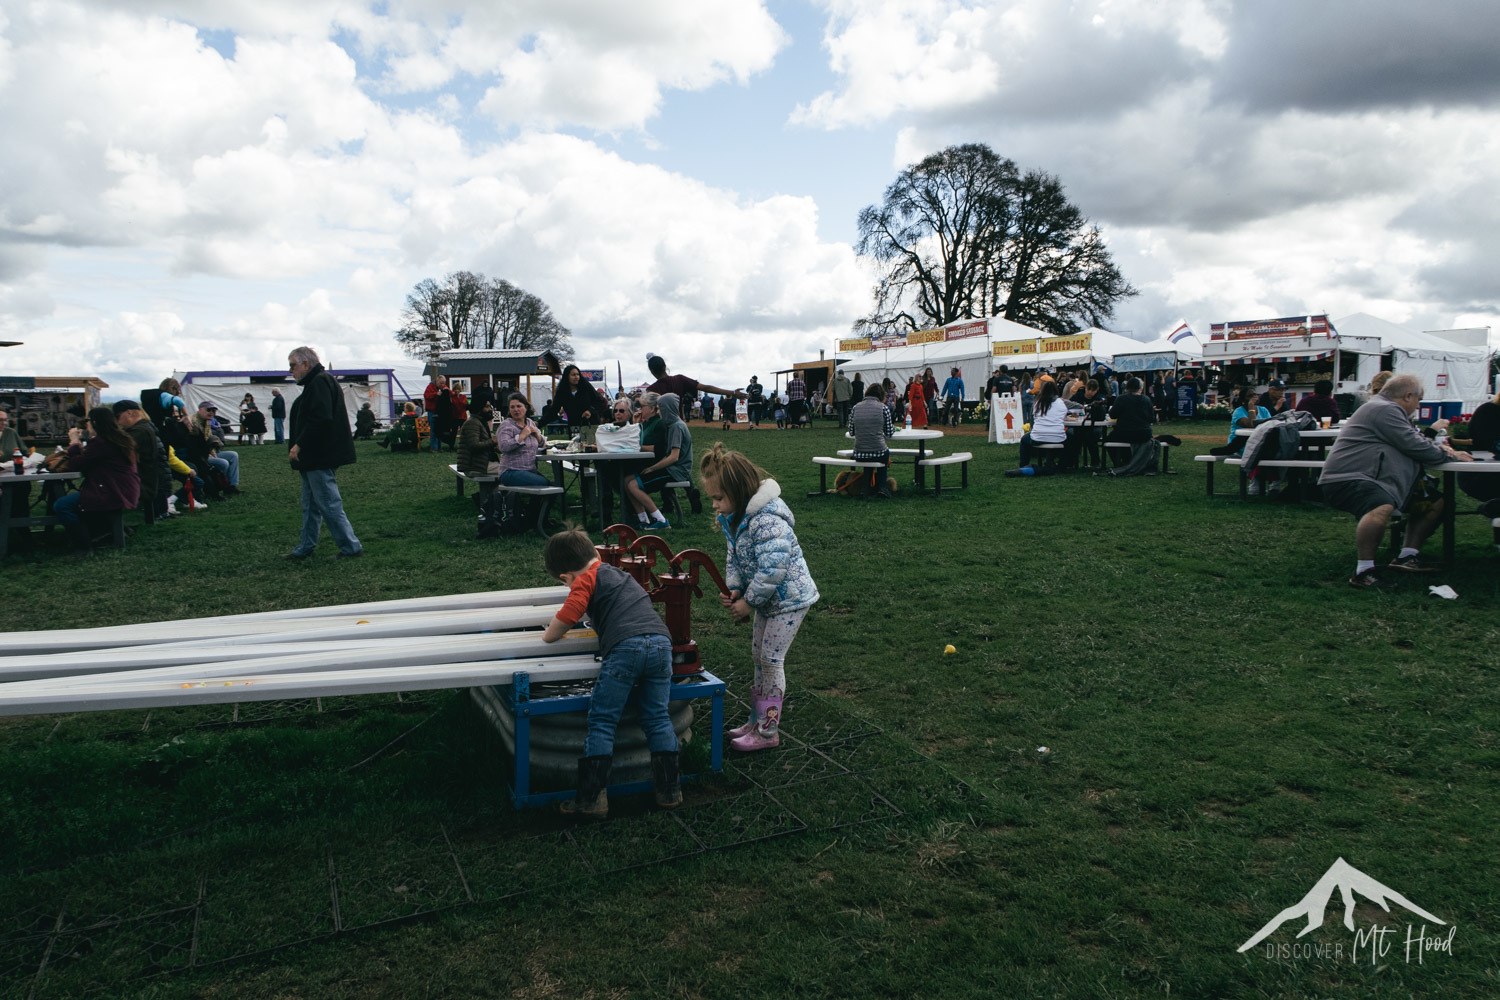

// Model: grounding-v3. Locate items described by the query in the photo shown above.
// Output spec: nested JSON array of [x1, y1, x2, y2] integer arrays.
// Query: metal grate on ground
[[0, 688, 979, 996]]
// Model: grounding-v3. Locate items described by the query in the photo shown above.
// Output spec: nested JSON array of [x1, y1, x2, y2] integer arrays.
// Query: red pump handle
[[669, 548, 733, 600]]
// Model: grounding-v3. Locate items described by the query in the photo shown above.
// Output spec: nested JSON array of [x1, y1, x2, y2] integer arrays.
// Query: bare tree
[[395, 272, 574, 359], [855, 143, 1134, 336]]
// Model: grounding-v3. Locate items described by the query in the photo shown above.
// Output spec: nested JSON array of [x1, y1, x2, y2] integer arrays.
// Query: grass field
[[2, 420, 1497, 999]]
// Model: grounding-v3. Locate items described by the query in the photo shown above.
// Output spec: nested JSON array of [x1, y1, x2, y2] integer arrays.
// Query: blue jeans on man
[[207, 451, 239, 486], [583, 633, 677, 758], [273, 417, 285, 444], [292, 468, 361, 556]]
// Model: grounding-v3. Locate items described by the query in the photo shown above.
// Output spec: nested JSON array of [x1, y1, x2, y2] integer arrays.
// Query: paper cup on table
[[1320, 417, 1332, 429]]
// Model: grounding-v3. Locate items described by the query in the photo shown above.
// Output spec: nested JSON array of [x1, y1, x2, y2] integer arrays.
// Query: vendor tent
[[179, 367, 412, 431], [1111, 335, 1202, 373], [836, 332, 1000, 401], [1335, 313, 1493, 410], [836, 319, 1152, 398]]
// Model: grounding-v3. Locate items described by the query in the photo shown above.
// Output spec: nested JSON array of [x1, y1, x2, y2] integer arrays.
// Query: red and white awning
[[1233, 349, 1336, 365]]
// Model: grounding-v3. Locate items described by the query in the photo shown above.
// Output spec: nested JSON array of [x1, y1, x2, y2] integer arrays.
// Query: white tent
[[836, 319, 1150, 398], [1335, 313, 1493, 410], [178, 367, 412, 433], [836, 333, 1001, 402]]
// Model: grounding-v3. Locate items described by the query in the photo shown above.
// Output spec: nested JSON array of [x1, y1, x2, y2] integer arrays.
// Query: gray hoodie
[[1318, 395, 1446, 506], [655, 392, 693, 482]]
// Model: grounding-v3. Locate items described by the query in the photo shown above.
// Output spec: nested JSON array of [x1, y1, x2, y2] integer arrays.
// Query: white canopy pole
[[0, 631, 597, 687], [0, 654, 605, 718], [0, 605, 560, 655]]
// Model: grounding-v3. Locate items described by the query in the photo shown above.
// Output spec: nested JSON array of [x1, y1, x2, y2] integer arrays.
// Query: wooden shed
[[433, 349, 565, 407]]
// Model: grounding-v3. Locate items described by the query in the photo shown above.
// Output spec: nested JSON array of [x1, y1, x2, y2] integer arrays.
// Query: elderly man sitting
[[1318, 373, 1472, 588]]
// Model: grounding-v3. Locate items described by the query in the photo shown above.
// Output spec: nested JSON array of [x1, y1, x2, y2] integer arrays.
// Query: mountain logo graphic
[[1239, 858, 1445, 953]]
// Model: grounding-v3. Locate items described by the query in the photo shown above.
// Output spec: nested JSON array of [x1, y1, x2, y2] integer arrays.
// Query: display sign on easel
[[989, 393, 1023, 444]]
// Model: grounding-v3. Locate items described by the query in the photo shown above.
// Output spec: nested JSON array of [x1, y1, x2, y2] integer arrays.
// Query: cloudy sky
[[2, 0, 1498, 395]]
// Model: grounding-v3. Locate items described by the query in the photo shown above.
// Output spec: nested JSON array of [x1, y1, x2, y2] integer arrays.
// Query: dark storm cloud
[[1214, 0, 1500, 113]]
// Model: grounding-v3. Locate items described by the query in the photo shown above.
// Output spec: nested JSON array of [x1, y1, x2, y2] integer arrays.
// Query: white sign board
[[989, 393, 1023, 444]]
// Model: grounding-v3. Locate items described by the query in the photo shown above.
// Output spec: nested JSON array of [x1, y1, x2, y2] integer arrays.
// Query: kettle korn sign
[[1239, 859, 1456, 967]]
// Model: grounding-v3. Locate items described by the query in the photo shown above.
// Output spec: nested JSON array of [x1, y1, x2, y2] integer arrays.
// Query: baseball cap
[[198, 401, 217, 411], [1267, 379, 1287, 389], [111, 400, 142, 416]]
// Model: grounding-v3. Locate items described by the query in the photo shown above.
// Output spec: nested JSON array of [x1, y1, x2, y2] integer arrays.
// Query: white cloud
[[815, 1, 1500, 339], [0, 3, 862, 393]]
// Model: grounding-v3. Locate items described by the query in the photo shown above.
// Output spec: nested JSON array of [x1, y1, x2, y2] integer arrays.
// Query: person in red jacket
[[52, 406, 140, 552], [423, 374, 450, 452]]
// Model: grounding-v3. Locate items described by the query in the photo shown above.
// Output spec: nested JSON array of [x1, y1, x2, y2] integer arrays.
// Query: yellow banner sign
[[908, 328, 944, 346], [838, 338, 872, 353], [992, 338, 1036, 356], [1040, 333, 1092, 354]]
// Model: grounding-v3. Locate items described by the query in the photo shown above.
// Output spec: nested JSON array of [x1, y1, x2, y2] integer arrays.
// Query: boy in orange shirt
[[542, 529, 680, 818]]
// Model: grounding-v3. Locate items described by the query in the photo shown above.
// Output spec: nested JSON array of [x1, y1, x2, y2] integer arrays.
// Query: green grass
[[2, 423, 1497, 998]]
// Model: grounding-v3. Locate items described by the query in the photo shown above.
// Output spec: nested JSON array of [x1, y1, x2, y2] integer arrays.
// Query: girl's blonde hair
[[699, 442, 769, 530]]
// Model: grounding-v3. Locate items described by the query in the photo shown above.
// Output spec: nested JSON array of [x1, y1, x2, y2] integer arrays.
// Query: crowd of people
[[0, 348, 367, 558]]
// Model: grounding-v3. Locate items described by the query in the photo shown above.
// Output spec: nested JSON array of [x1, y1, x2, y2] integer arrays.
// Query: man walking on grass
[[1318, 373, 1469, 588], [285, 346, 363, 560]]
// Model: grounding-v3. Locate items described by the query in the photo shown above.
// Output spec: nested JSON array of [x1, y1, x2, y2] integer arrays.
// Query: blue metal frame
[[507, 669, 726, 809]]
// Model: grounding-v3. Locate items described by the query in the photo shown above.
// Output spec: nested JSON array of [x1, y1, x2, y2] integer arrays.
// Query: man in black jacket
[[286, 347, 362, 559], [270, 388, 287, 444]]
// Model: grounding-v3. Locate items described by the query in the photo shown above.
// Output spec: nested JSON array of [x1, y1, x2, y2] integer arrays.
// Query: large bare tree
[[393, 272, 573, 359], [855, 143, 1135, 337]]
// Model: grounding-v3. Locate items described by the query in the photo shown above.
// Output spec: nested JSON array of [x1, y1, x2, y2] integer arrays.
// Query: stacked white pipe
[[0, 587, 603, 717]]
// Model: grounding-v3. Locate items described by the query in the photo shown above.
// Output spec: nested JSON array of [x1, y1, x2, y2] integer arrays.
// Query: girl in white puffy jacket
[[700, 443, 819, 752]]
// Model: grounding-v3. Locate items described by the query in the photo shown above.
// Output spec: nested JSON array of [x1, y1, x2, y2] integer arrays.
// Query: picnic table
[[890, 429, 943, 488], [1434, 454, 1500, 565], [541, 449, 654, 530], [0, 470, 82, 558]]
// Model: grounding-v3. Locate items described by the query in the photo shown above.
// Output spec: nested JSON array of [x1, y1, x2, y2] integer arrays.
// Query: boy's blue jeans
[[584, 633, 677, 758]]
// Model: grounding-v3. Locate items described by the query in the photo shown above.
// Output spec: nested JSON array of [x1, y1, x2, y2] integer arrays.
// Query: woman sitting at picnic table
[[848, 381, 896, 497], [595, 397, 642, 453], [53, 406, 140, 552], [905, 376, 929, 428], [1017, 380, 1079, 469], [495, 393, 552, 490], [1224, 385, 1279, 495]]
